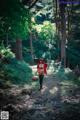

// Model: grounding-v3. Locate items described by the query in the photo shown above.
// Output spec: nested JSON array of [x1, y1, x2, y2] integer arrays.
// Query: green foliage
[[0, 45, 15, 60], [0, 0, 31, 40], [66, 4, 80, 69], [0, 45, 32, 85], [32, 21, 58, 59], [34, 21, 56, 41], [0, 59, 32, 85], [54, 65, 80, 86], [23, 48, 33, 63], [67, 39, 80, 69]]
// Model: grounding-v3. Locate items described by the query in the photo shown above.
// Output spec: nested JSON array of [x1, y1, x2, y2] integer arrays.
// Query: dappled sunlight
[[40, 85, 48, 94], [30, 65, 37, 74], [24, 84, 32, 89], [44, 75, 49, 78], [47, 68, 54, 74], [26, 99, 36, 109], [47, 66, 54, 74], [31, 81, 39, 89], [40, 85, 59, 96], [61, 95, 80, 104], [49, 86, 58, 94]]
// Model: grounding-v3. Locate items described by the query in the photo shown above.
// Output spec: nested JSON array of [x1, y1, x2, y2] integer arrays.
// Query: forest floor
[[0, 63, 80, 120]]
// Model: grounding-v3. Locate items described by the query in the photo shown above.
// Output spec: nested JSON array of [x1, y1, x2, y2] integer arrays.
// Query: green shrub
[[1, 48, 15, 58], [0, 58, 32, 85], [23, 52, 32, 64], [0, 45, 15, 64], [0, 46, 32, 85], [55, 66, 80, 86]]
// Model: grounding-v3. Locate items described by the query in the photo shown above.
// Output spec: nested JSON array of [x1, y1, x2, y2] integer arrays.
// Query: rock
[[21, 89, 32, 95], [3, 104, 20, 112]]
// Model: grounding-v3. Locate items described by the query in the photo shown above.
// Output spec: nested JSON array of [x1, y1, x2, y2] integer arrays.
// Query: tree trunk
[[59, 4, 66, 67], [30, 32, 34, 64], [55, 0, 61, 61], [16, 39, 23, 60], [55, 0, 58, 33]]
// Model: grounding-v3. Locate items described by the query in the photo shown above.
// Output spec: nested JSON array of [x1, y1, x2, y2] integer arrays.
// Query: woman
[[37, 59, 47, 90]]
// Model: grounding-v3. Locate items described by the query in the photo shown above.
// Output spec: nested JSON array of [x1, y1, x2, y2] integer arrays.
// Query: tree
[[0, 0, 30, 60], [22, 0, 39, 9], [59, 3, 67, 67]]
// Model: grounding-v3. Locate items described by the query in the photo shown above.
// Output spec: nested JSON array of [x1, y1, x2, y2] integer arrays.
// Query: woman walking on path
[[37, 59, 47, 90]]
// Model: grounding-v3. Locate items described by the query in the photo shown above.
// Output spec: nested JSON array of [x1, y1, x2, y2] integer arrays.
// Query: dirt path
[[15, 73, 63, 120], [28, 64, 62, 109], [16, 72, 80, 120], [0, 65, 80, 120], [30, 74, 61, 109]]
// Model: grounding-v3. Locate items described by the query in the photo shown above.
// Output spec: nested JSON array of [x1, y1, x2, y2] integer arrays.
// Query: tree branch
[[22, 0, 39, 9]]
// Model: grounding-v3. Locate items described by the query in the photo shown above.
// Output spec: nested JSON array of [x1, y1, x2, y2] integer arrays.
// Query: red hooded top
[[37, 59, 47, 75]]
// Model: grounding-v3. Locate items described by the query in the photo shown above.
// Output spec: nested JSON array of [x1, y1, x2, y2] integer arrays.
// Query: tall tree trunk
[[59, 4, 66, 67], [16, 39, 23, 60], [67, 7, 70, 39], [55, 0, 58, 33], [30, 32, 34, 64], [55, 0, 61, 61]]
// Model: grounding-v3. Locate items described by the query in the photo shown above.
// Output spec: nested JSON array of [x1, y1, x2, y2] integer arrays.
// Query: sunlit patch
[[41, 86, 48, 94], [24, 85, 32, 89], [44, 75, 48, 78], [28, 104, 33, 109], [49, 86, 58, 94], [62, 96, 80, 104]]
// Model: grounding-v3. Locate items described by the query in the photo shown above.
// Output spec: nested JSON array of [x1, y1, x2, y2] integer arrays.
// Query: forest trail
[[14, 63, 63, 111], [16, 67, 64, 120], [0, 64, 80, 120], [30, 72, 62, 110], [15, 64, 79, 120]]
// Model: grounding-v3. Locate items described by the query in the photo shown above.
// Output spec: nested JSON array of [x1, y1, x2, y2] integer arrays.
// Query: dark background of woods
[[0, 0, 80, 85]]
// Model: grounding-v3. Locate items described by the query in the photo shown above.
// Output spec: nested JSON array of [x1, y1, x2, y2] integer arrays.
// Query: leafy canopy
[[0, 0, 31, 40]]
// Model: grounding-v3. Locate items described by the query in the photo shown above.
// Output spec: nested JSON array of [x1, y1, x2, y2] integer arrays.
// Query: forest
[[0, 0, 80, 120]]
